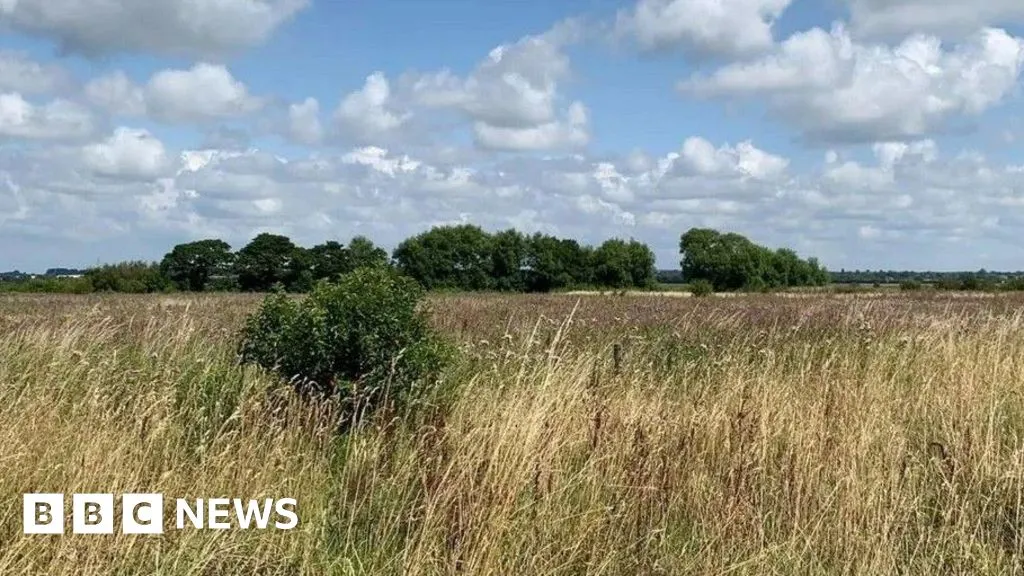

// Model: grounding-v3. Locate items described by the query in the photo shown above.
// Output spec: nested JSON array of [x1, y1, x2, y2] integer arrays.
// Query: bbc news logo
[[23, 494, 298, 534]]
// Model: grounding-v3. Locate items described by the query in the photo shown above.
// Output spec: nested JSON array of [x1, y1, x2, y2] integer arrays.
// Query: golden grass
[[2, 292, 1024, 574]]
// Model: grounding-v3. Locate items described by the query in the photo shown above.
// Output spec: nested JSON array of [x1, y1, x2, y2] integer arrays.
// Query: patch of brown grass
[[1, 292, 1024, 574]]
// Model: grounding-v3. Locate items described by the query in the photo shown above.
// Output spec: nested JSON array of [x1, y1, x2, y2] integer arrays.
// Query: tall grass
[[1, 293, 1024, 574]]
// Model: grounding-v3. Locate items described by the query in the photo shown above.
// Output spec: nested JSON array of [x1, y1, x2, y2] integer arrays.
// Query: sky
[[2, 0, 1024, 272]]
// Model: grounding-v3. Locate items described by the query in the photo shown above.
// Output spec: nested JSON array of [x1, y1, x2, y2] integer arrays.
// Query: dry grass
[[2, 292, 1024, 574]]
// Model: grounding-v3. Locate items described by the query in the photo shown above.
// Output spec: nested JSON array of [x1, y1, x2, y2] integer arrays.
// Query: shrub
[[899, 280, 923, 291], [0, 276, 93, 294], [238, 267, 451, 425], [86, 261, 173, 293], [743, 277, 771, 293], [690, 279, 714, 298], [958, 274, 982, 291], [1002, 277, 1024, 292], [207, 275, 240, 292]]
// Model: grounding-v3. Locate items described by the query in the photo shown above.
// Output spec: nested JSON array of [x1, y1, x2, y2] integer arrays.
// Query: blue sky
[[2, 0, 1024, 272]]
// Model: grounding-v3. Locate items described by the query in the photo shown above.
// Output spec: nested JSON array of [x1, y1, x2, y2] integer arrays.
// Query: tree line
[[0, 225, 659, 294], [29, 226, 1024, 296], [831, 269, 1024, 287], [679, 228, 830, 291]]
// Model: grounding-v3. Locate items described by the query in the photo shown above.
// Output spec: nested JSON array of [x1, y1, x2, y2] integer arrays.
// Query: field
[[3, 291, 1024, 574]]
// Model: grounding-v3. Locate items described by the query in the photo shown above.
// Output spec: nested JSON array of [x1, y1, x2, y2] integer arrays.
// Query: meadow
[[2, 291, 1024, 574]]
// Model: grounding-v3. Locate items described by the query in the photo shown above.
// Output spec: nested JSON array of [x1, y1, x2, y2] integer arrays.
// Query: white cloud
[[474, 101, 589, 151], [4, 6, 1024, 272], [873, 140, 937, 169], [334, 72, 412, 141], [81, 128, 170, 180], [616, 0, 792, 57], [0, 51, 70, 94], [845, 0, 1024, 39], [181, 151, 286, 201], [341, 146, 421, 177], [145, 63, 262, 123], [682, 25, 1024, 142], [409, 21, 580, 128], [395, 20, 588, 151], [858, 224, 882, 239], [84, 71, 146, 117], [675, 137, 790, 179], [288, 97, 323, 145], [0, 92, 94, 140], [4, 131, 1024, 270], [823, 139, 939, 191], [824, 160, 894, 191], [0, 0, 309, 59], [308, 21, 589, 152]]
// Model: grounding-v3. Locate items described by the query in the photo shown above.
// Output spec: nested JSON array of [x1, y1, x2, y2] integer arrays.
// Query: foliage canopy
[[238, 267, 451, 423], [679, 228, 829, 291]]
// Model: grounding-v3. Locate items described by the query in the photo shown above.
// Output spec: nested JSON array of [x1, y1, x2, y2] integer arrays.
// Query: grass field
[[3, 291, 1024, 574]]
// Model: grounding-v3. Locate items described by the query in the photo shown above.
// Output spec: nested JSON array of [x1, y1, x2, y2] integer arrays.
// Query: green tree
[[393, 225, 494, 290], [308, 241, 350, 282], [626, 240, 658, 289], [347, 235, 389, 270], [680, 229, 763, 291], [490, 229, 527, 291], [87, 261, 173, 293], [235, 233, 307, 292], [593, 239, 633, 289], [524, 233, 572, 292], [680, 228, 825, 291], [159, 239, 234, 291]]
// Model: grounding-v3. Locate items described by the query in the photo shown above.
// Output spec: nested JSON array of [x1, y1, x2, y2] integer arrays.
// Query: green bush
[[86, 261, 173, 293], [743, 277, 771, 293], [899, 280, 923, 291], [238, 267, 451, 425], [0, 277, 93, 294], [690, 279, 714, 298], [1002, 277, 1024, 292]]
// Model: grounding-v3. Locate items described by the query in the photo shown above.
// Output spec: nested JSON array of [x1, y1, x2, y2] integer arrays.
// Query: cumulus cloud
[[0, 0, 309, 59], [145, 63, 262, 123], [0, 51, 71, 95], [341, 146, 422, 177], [322, 21, 588, 152], [845, 0, 1024, 39], [3, 129, 1024, 271], [200, 126, 252, 151], [81, 128, 171, 180], [0, 92, 94, 140], [409, 21, 580, 127], [287, 97, 323, 145], [675, 137, 789, 179], [83, 64, 261, 124], [474, 101, 589, 151], [400, 20, 588, 151], [682, 25, 1024, 142], [615, 0, 792, 57], [4, 5, 1023, 272], [84, 71, 146, 117], [334, 73, 411, 142]]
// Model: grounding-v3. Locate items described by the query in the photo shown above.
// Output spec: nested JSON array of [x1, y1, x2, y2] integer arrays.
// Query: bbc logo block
[[23, 494, 64, 535], [22, 493, 297, 534], [24, 493, 163, 535]]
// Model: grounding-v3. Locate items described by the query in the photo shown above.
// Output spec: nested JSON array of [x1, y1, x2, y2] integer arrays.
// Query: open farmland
[[3, 292, 1024, 574]]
